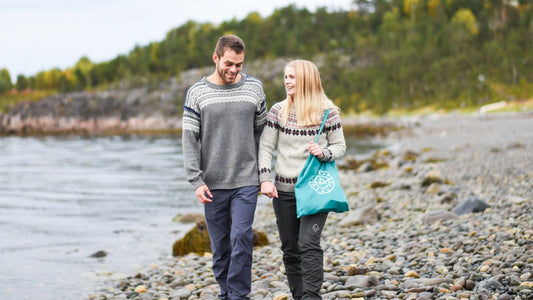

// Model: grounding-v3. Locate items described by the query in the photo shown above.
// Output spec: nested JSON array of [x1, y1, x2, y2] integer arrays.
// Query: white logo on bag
[[309, 170, 335, 194]]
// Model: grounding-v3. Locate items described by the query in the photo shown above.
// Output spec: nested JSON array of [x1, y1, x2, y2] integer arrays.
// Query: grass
[[0, 90, 56, 113], [491, 98, 533, 113], [384, 97, 533, 117]]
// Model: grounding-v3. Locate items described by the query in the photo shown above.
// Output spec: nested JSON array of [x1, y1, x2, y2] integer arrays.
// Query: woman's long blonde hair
[[279, 59, 339, 126]]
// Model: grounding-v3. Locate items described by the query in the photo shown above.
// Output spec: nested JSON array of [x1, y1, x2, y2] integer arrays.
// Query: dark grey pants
[[273, 191, 328, 300], [204, 186, 259, 300]]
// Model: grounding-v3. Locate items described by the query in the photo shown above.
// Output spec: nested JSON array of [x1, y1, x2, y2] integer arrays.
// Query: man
[[181, 34, 267, 300]]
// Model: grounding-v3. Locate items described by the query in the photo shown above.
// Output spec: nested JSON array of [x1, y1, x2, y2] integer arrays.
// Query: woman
[[258, 60, 346, 300]]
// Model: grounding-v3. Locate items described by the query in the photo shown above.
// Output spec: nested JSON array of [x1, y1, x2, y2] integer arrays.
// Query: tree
[[0, 68, 13, 94], [452, 8, 479, 35], [34, 69, 62, 90], [16, 75, 29, 91], [72, 56, 95, 89]]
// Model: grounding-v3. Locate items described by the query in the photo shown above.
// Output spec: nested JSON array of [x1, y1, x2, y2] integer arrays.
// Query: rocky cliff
[[0, 58, 291, 135]]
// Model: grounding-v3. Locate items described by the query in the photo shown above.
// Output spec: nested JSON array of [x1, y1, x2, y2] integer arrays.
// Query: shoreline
[[87, 112, 533, 300]]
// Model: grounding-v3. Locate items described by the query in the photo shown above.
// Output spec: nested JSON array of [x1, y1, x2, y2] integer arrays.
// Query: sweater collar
[[203, 73, 247, 90]]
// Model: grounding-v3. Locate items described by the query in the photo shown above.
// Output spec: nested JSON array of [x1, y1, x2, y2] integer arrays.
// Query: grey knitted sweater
[[182, 74, 267, 190], [258, 100, 346, 192]]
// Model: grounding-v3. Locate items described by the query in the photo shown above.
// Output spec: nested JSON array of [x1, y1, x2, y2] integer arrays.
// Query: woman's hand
[[307, 142, 325, 159], [261, 181, 278, 198]]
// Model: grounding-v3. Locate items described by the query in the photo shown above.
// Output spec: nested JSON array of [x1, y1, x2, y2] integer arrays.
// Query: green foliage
[[0, 69, 12, 94], [10, 1, 533, 114], [16, 75, 29, 91], [0, 90, 55, 113], [452, 8, 478, 35]]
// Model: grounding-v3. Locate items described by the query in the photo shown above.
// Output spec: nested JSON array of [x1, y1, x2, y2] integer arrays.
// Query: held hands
[[307, 142, 325, 159], [195, 184, 213, 203], [261, 181, 278, 199]]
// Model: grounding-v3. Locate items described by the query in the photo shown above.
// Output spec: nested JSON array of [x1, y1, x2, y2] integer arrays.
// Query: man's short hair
[[214, 34, 246, 58]]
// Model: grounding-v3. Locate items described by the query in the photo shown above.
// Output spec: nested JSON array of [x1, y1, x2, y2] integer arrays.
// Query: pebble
[[87, 113, 533, 300]]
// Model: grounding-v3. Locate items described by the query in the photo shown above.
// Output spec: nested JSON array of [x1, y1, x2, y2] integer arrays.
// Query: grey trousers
[[273, 191, 328, 300]]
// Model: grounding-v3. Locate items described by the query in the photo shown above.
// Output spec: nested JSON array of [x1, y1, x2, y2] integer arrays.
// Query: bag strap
[[314, 108, 330, 143]]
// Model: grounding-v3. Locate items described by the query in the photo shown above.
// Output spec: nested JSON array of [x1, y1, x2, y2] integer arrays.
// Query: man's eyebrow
[[225, 60, 244, 65]]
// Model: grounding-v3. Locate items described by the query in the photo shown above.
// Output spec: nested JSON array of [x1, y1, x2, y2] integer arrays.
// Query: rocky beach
[[87, 112, 533, 300]]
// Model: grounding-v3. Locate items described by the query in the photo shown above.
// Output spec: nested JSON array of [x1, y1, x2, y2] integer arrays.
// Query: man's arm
[[254, 87, 268, 148], [182, 83, 208, 191]]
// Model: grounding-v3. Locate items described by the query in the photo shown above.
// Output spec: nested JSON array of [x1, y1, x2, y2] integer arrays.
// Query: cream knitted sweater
[[258, 100, 346, 192]]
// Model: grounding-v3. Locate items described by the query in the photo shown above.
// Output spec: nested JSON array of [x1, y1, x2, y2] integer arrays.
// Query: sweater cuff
[[321, 148, 334, 162], [190, 178, 206, 190], [259, 168, 272, 183]]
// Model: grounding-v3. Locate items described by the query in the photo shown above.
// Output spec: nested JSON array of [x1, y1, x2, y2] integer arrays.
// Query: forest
[[1, 0, 532, 114]]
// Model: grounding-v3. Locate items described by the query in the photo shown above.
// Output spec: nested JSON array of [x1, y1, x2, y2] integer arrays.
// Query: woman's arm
[[320, 110, 346, 162]]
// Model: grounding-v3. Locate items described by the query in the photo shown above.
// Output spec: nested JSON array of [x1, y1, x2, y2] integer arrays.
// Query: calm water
[[0, 134, 382, 300]]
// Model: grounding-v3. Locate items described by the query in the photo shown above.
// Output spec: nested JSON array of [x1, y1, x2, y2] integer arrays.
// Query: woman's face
[[284, 66, 296, 98]]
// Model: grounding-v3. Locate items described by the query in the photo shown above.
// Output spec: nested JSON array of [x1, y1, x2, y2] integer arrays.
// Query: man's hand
[[195, 184, 213, 203], [261, 181, 278, 198]]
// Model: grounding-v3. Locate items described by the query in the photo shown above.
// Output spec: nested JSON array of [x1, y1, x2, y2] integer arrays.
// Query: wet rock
[[416, 291, 433, 300], [402, 150, 419, 163], [171, 287, 192, 299], [272, 292, 290, 300], [172, 220, 212, 256], [344, 275, 380, 289], [172, 213, 205, 223], [338, 205, 380, 227], [422, 210, 458, 225], [90, 250, 108, 258], [417, 163, 443, 187], [452, 196, 490, 215], [253, 229, 270, 247], [400, 278, 453, 289], [357, 161, 374, 172], [439, 192, 456, 204], [507, 141, 525, 149], [474, 277, 504, 293], [369, 181, 390, 189]]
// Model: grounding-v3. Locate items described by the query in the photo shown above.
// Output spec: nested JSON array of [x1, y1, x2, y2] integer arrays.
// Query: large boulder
[[172, 220, 211, 256], [452, 196, 490, 215], [172, 220, 269, 256], [339, 205, 380, 227]]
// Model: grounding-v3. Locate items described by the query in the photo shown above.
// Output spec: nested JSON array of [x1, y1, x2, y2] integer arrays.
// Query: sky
[[0, 0, 354, 79]]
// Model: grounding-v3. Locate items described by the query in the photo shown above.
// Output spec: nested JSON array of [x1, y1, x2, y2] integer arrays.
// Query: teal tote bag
[[295, 109, 349, 218]]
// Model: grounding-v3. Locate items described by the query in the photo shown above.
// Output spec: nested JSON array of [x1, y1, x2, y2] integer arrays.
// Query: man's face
[[213, 49, 244, 84]]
